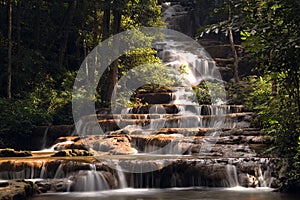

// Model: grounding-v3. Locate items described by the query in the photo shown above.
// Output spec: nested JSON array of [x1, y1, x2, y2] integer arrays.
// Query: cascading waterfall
[[226, 164, 239, 187], [114, 161, 128, 189], [0, 2, 281, 197], [72, 164, 109, 192], [41, 126, 50, 149]]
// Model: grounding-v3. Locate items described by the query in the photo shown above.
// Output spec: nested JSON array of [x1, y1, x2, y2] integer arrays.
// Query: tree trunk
[[7, 0, 13, 99], [101, 0, 110, 42], [59, 0, 77, 67], [228, 28, 239, 83], [106, 8, 121, 105], [271, 78, 278, 95], [34, 0, 41, 50], [15, 0, 22, 92]]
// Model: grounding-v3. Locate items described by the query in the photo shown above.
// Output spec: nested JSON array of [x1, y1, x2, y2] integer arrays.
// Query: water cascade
[[72, 164, 110, 192], [0, 1, 280, 197]]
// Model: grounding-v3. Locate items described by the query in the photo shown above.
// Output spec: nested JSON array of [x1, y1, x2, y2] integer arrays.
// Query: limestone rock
[[0, 180, 36, 200], [0, 148, 32, 157]]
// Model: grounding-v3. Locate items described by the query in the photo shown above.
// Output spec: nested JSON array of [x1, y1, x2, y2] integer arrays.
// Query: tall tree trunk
[[7, 0, 13, 99], [34, 0, 41, 50], [16, 0, 22, 92], [89, 1, 100, 85], [101, 0, 110, 42], [100, 0, 111, 105], [59, 0, 77, 67], [228, 4, 239, 83], [106, 8, 121, 104], [228, 28, 239, 83]]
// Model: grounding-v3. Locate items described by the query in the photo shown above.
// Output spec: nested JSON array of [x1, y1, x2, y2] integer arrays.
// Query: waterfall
[[114, 161, 128, 189], [72, 164, 109, 192], [40, 140, 73, 152], [9, 2, 279, 195], [226, 164, 239, 187], [41, 126, 50, 149], [40, 162, 46, 179], [54, 163, 65, 179]]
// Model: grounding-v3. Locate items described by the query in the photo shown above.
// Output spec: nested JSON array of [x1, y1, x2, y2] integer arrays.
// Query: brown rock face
[[0, 180, 36, 199], [53, 134, 137, 155], [89, 134, 137, 155]]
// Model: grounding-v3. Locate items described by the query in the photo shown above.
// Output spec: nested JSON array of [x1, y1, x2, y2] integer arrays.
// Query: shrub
[[0, 98, 51, 149]]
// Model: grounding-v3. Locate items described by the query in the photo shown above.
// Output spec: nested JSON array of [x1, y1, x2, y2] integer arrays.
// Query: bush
[[226, 77, 253, 105], [244, 74, 300, 191], [191, 81, 226, 105], [0, 98, 51, 149]]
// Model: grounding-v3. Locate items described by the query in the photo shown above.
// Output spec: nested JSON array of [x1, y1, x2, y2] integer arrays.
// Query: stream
[[33, 187, 298, 200]]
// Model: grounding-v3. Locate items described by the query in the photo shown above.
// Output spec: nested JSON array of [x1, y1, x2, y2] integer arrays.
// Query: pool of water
[[32, 187, 299, 200]]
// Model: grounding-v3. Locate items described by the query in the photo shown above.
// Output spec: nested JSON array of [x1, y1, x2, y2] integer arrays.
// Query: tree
[[236, 0, 300, 191], [197, 0, 240, 83], [7, 0, 12, 99]]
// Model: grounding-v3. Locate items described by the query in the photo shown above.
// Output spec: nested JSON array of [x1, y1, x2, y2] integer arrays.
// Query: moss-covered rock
[[0, 180, 37, 200], [51, 149, 94, 157], [0, 148, 32, 157]]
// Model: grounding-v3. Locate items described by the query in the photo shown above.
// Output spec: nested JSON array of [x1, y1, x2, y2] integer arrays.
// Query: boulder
[[0, 180, 37, 200]]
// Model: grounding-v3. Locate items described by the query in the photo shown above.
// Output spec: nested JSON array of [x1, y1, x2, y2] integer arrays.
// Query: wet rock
[[136, 93, 173, 104], [239, 173, 259, 188], [35, 179, 70, 193], [0, 180, 37, 200], [51, 149, 94, 157], [89, 135, 137, 155], [51, 134, 137, 155], [0, 148, 32, 157], [35, 181, 51, 193], [52, 179, 71, 192]]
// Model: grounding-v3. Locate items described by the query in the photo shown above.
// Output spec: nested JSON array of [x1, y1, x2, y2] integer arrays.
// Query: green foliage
[[205, 0, 300, 191], [226, 77, 253, 105], [244, 75, 273, 110], [191, 82, 226, 105], [27, 71, 75, 125], [113, 63, 180, 108], [0, 98, 51, 149], [245, 74, 300, 191], [192, 82, 211, 105]]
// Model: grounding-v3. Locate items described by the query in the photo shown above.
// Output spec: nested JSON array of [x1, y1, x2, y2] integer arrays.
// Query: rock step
[[135, 87, 196, 104], [97, 104, 245, 115], [130, 134, 270, 156], [129, 127, 263, 136], [0, 157, 279, 189], [84, 113, 253, 132], [82, 112, 254, 121], [52, 132, 269, 156], [135, 92, 173, 104]]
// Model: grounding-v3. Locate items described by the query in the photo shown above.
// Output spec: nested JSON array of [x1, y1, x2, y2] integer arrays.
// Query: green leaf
[[240, 31, 251, 40]]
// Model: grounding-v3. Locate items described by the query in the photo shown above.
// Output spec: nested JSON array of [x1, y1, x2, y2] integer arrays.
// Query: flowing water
[[0, 2, 292, 199], [32, 187, 298, 200]]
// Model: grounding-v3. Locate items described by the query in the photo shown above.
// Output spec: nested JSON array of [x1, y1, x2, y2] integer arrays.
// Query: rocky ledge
[[0, 180, 37, 200], [0, 149, 32, 157]]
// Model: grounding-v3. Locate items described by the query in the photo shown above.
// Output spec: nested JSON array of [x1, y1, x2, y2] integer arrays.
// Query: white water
[[41, 126, 50, 149], [38, 140, 73, 152], [19, 2, 275, 196], [73, 164, 109, 192], [114, 161, 128, 189], [226, 164, 239, 187], [31, 187, 299, 200]]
